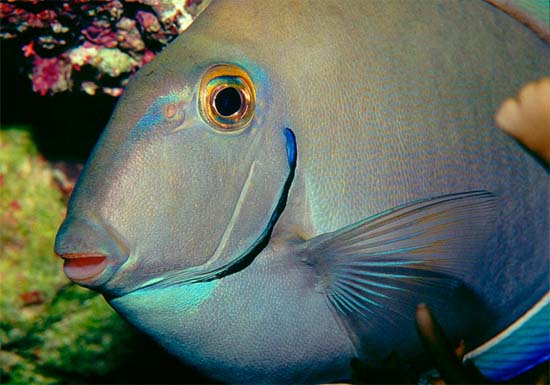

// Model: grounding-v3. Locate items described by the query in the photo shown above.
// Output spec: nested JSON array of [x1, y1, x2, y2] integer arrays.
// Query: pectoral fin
[[298, 191, 496, 358]]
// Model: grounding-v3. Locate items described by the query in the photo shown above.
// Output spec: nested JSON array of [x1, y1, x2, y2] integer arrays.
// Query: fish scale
[[55, 1, 549, 383]]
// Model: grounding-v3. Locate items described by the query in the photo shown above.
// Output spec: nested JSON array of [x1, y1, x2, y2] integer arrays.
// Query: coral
[[31, 55, 72, 96], [0, 1, 210, 96], [116, 17, 144, 52]]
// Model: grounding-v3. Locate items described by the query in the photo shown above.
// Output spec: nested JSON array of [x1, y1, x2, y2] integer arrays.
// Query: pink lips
[[60, 254, 108, 281]]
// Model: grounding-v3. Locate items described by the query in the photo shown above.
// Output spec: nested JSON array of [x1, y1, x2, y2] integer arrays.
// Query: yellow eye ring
[[199, 64, 255, 132]]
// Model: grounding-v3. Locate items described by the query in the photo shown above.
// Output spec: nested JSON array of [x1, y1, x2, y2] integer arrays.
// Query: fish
[[54, 1, 550, 383]]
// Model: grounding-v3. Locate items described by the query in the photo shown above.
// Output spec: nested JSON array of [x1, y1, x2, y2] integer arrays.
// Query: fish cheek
[[101, 70, 293, 286], [106, 131, 245, 280], [179, 123, 296, 277]]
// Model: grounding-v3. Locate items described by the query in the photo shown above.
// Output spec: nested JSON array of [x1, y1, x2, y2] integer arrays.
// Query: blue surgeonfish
[[55, 1, 549, 383]]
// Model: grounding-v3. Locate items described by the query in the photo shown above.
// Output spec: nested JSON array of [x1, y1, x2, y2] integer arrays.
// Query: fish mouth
[[55, 214, 131, 289], [60, 253, 109, 282]]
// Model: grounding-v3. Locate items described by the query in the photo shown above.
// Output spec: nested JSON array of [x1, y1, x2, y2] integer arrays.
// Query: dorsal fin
[[485, 0, 550, 42]]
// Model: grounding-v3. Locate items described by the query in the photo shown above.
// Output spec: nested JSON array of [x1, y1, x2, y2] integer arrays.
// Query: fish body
[[55, 1, 549, 383]]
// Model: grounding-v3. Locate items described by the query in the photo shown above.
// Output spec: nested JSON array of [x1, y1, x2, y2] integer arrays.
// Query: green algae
[[0, 127, 135, 384]]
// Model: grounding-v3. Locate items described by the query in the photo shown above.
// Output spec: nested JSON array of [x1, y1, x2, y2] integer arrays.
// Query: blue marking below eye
[[284, 128, 297, 169], [135, 111, 163, 131]]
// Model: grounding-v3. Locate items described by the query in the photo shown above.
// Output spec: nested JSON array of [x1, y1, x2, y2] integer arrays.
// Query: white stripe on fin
[[464, 292, 550, 381]]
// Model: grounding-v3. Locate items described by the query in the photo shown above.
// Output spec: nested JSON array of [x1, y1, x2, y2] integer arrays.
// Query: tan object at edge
[[495, 78, 550, 164]]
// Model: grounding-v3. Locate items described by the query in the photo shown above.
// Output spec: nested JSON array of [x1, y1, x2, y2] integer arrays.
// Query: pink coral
[[1, 0, 211, 96], [82, 19, 118, 48], [32, 55, 72, 96], [34, 9, 57, 27], [136, 11, 160, 33], [140, 49, 156, 66]]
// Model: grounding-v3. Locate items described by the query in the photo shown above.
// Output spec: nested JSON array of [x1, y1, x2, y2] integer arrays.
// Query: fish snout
[[55, 216, 128, 287]]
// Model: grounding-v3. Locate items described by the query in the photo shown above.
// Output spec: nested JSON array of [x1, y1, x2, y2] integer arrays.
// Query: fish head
[[54, 5, 296, 296]]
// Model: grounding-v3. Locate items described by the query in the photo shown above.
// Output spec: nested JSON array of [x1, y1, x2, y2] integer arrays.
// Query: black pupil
[[215, 87, 242, 117]]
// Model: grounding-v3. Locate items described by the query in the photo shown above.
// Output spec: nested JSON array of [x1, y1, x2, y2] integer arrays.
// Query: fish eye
[[200, 64, 255, 132], [213, 87, 242, 117]]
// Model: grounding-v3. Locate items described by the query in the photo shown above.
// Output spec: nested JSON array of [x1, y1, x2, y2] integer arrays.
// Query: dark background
[[1, 38, 113, 162]]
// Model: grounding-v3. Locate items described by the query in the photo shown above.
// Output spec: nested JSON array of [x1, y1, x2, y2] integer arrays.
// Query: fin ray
[[300, 191, 496, 358]]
